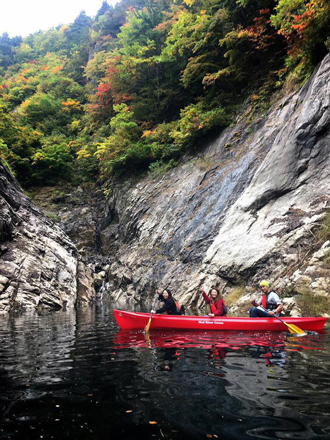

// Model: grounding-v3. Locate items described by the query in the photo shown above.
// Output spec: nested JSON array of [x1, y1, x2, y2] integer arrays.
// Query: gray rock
[[0, 275, 9, 285], [0, 162, 95, 312]]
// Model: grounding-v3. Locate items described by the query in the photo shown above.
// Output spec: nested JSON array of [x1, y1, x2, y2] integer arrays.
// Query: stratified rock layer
[[0, 163, 94, 313], [96, 54, 330, 309]]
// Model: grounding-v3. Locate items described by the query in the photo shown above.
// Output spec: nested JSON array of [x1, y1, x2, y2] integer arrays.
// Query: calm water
[[1, 302, 330, 440]]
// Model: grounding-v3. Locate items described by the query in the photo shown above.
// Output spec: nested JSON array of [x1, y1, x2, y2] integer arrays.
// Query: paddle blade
[[285, 323, 306, 336], [145, 316, 152, 333]]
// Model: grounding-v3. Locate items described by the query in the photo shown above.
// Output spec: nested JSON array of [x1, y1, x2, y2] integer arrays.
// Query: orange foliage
[[51, 66, 63, 74], [61, 99, 81, 111], [277, 2, 323, 48]]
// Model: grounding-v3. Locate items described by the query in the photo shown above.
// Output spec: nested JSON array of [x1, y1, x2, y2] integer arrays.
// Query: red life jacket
[[211, 303, 217, 314], [261, 292, 278, 311]]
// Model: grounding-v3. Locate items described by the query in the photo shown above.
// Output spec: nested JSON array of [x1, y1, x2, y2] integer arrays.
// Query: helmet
[[259, 280, 269, 287]]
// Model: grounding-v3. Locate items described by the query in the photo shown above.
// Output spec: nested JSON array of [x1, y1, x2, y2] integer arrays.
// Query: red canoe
[[114, 309, 327, 332]]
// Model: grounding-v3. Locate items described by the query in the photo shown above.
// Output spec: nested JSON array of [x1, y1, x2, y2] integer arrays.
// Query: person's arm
[[151, 290, 162, 313], [214, 299, 225, 316], [157, 290, 164, 301], [268, 304, 283, 316], [156, 298, 172, 314], [268, 300, 283, 316], [251, 295, 262, 307], [201, 290, 211, 304]]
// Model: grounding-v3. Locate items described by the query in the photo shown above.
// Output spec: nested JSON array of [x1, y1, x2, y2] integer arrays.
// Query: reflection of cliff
[[123, 331, 327, 439], [0, 162, 94, 312], [114, 333, 288, 438], [0, 310, 77, 405], [87, 54, 330, 307]]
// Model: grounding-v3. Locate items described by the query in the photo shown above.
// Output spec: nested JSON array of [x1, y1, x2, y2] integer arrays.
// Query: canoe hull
[[113, 309, 327, 332]]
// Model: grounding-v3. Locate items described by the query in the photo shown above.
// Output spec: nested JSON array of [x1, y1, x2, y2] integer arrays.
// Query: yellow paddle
[[260, 306, 306, 336], [145, 291, 160, 333]]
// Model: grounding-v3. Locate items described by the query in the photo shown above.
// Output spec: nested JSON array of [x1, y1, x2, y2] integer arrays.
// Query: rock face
[[0, 163, 95, 313], [29, 184, 106, 260], [93, 54, 330, 312]]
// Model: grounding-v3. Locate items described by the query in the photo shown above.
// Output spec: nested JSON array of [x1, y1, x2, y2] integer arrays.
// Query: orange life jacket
[[165, 298, 182, 315], [174, 299, 181, 313]]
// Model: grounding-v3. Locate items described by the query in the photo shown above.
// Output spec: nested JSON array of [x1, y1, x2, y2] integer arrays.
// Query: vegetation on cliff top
[[0, 0, 329, 186]]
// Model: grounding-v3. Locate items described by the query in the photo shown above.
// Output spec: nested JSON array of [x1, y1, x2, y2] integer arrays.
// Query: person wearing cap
[[249, 280, 283, 317]]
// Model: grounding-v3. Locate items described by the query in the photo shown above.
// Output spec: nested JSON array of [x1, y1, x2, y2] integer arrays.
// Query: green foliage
[[171, 102, 229, 149], [0, 33, 22, 69], [94, 103, 151, 173], [148, 159, 178, 178], [14, 43, 36, 63], [1, 0, 329, 186], [317, 210, 330, 244], [20, 93, 62, 126], [45, 213, 59, 222], [31, 134, 75, 183], [298, 290, 330, 316], [0, 139, 16, 175]]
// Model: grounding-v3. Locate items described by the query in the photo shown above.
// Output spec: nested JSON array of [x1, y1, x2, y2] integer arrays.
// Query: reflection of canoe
[[113, 329, 289, 350], [114, 309, 327, 331]]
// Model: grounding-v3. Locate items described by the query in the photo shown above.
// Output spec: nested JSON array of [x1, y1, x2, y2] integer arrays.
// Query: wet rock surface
[[0, 164, 95, 313]]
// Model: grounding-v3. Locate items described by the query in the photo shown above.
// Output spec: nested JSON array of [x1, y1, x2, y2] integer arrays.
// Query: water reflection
[[0, 302, 329, 440]]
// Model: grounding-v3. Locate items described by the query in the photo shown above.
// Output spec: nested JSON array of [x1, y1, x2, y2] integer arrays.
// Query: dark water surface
[[1, 302, 330, 440]]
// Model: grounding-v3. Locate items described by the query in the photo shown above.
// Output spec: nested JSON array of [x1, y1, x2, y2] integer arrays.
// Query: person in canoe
[[250, 280, 283, 317], [151, 289, 185, 315], [201, 286, 227, 317]]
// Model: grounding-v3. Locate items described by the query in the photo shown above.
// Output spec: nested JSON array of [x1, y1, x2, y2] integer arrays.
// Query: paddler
[[201, 286, 227, 317], [250, 280, 283, 317], [151, 289, 184, 315]]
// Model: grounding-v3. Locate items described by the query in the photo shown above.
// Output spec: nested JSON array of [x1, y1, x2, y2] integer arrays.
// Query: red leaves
[[97, 83, 111, 94], [96, 83, 112, 106], [291, 7, 316, 35], [240, 8, 275, 51]]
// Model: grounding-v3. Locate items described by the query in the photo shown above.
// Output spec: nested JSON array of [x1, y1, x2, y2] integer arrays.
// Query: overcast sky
[[1, 1, 116, 38]]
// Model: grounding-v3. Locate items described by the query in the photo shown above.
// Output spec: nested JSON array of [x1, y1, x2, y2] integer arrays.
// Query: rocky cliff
[[0, 162, 95, 313], [12, 54, 330, 316], [93, 54, 330, 314]]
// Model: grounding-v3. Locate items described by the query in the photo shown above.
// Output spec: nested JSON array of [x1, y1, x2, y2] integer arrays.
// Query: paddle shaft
[[145, 291, 160, 332], [259, 306, 306, 335]]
